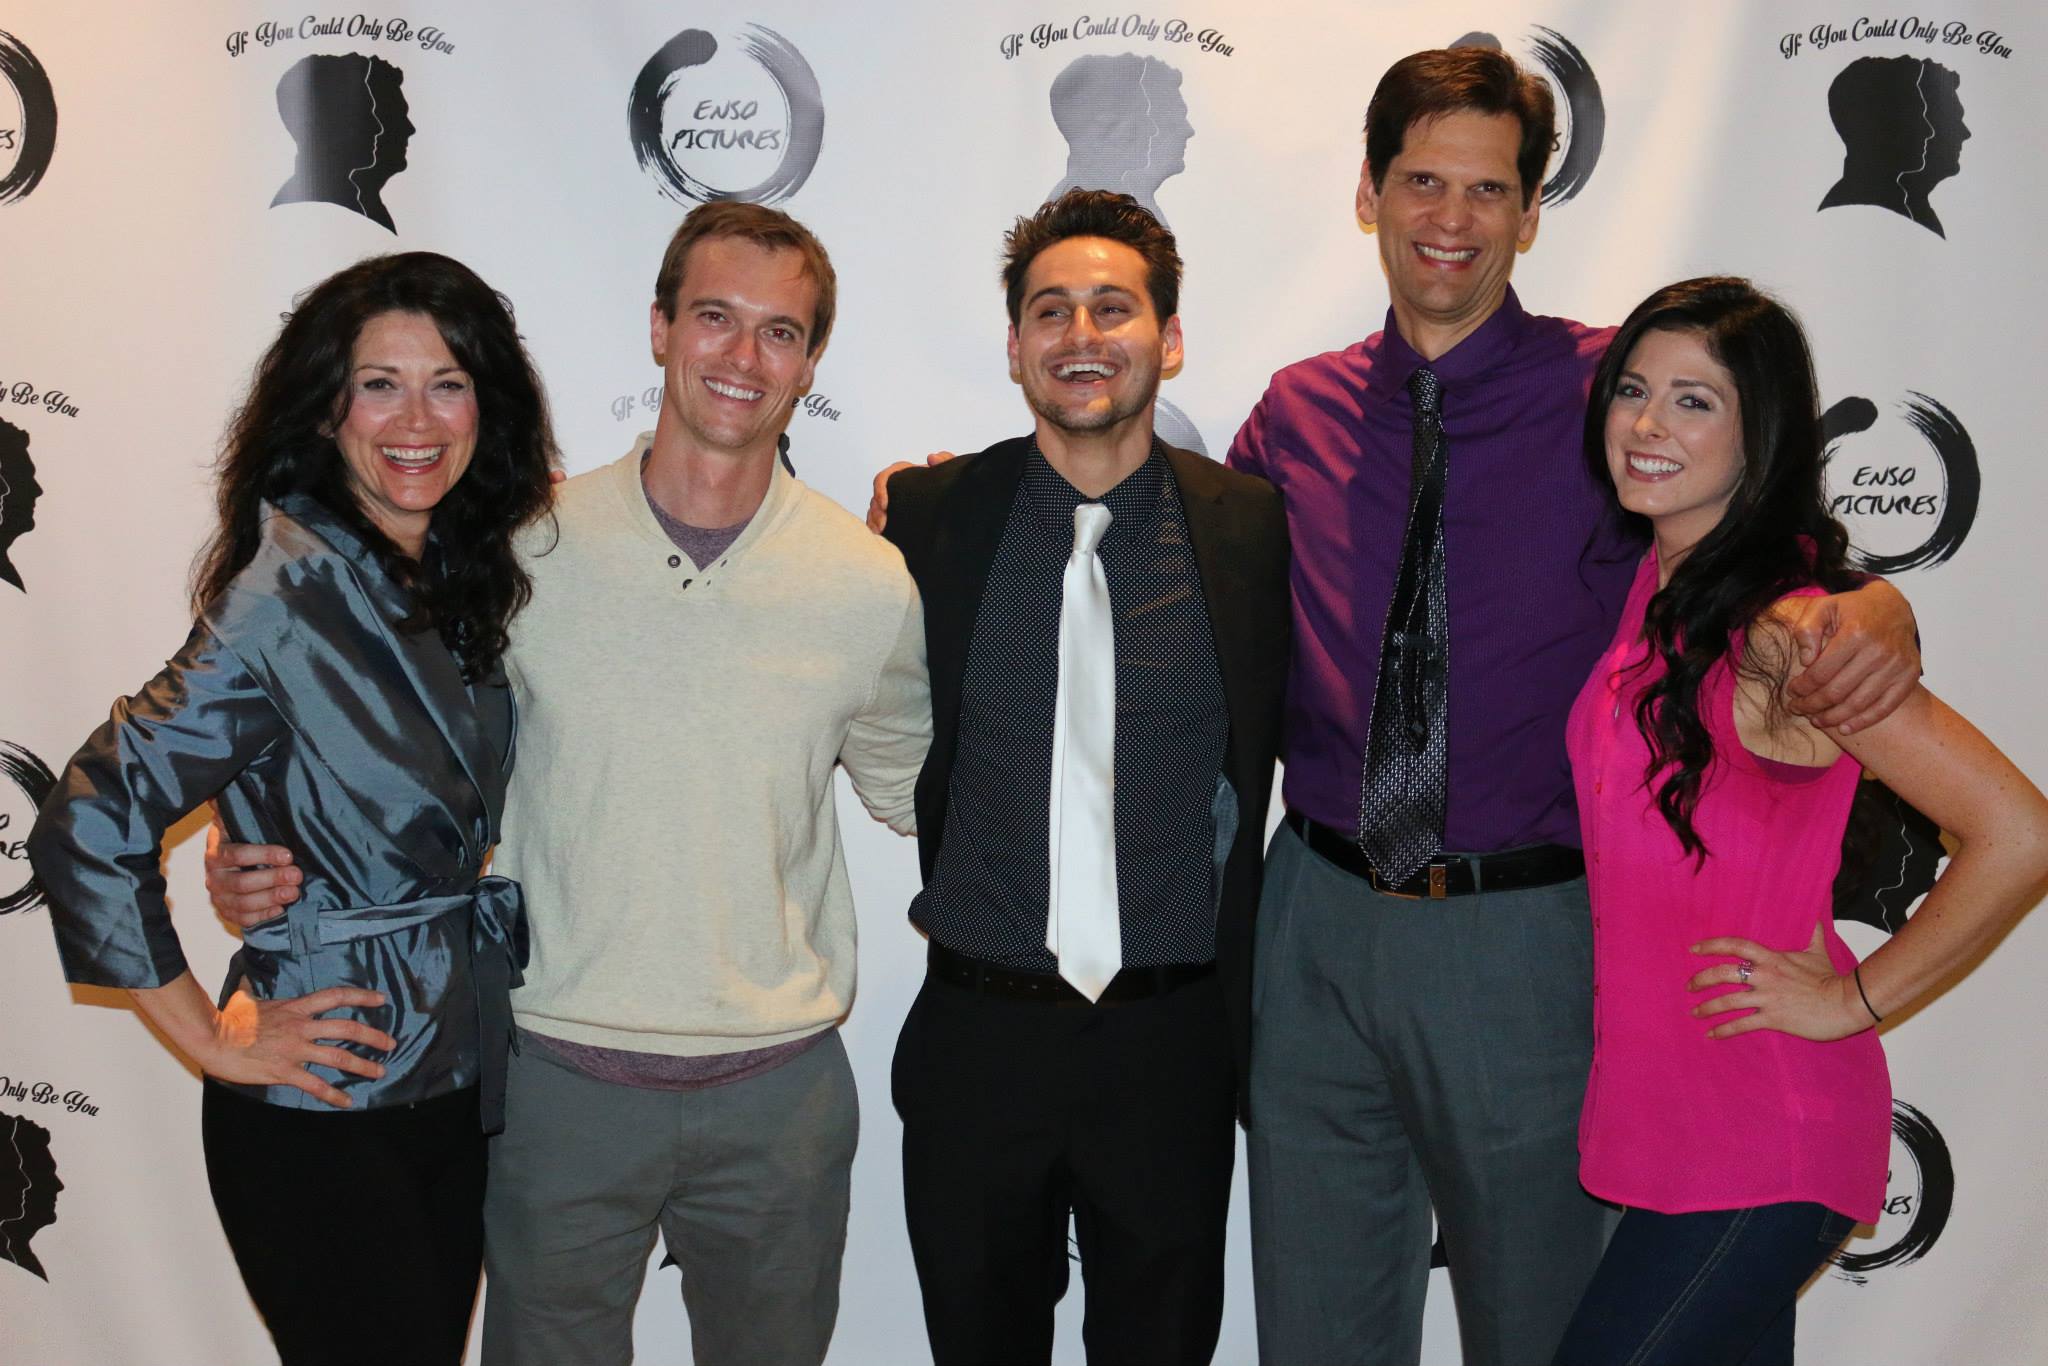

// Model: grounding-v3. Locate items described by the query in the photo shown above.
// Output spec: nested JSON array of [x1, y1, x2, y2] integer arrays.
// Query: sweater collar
[[609, 432, 802, 576]]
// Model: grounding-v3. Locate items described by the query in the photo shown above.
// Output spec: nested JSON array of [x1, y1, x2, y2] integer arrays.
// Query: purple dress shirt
[[1227, 288, 1641, 853]]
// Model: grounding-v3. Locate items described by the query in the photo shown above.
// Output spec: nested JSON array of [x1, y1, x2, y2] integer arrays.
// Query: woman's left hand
[[1687, 925, 1870, 1041]]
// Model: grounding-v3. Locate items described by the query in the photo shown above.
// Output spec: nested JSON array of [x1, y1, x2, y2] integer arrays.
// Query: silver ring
[[1736, 960, 1755, 984]]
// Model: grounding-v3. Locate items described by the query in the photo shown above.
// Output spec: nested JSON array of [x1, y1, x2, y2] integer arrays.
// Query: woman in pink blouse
[[1554, 277, 2048, 1366]]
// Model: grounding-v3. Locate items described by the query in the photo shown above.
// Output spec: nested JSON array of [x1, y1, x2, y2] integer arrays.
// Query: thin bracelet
[[1854, 964, 1884, 1024]]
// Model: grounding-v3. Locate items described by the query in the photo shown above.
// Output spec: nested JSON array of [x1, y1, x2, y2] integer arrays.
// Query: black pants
[[893, 971, 1236, 1366], [201, 1081, 487, 1365]]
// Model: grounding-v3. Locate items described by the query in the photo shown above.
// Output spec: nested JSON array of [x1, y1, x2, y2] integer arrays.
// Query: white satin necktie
[[1046, 501, 1120, 1002]]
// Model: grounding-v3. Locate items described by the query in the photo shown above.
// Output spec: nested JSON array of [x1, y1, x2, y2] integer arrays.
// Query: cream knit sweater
[[497, 441, 929, 1055]]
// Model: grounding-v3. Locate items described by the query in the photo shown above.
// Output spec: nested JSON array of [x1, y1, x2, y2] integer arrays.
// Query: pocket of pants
[[1816, 1206, 1856, 1248]]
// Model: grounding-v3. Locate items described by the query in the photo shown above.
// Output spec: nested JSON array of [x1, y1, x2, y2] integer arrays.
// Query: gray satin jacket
[[30, 495, 527, 1129]]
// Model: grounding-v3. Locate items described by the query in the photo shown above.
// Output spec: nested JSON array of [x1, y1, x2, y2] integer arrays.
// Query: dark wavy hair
[[1002, 188, 1182, 324], [1585, 277, 1861, 862], [193, 253, 557, 679]]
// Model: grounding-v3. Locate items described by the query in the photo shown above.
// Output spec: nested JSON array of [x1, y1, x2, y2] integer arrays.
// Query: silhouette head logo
[[1819, 56, 1968, 238], [628, 25, 824, 206], [0, 416, 41, 593], [0, 28, 57, 205], [270, 52, 413, 233], [1, 1111, 62, 1282], [1451, 27, 1603, 205], [1832, 780, 1943, 936], [1045, 53, 1193, 225]]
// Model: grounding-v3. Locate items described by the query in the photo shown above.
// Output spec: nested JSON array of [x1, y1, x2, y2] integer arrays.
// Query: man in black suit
[[881, 188, 1288, 1366]]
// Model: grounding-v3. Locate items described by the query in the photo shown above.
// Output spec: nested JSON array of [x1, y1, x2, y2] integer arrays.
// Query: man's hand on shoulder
[[204, 822, 301, 929], [866, 451, 958, 534], [1782, 578, 1921, 734]]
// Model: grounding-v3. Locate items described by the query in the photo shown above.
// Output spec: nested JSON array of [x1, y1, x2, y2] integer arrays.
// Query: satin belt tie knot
[[244, 876, 530, 1133]]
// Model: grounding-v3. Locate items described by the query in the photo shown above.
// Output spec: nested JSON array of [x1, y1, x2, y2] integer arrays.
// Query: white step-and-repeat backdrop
[[3, 2, 2041, 1361]]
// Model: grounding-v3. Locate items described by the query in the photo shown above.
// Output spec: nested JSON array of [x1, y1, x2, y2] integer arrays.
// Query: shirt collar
[[269, 491, 414, 616], [1021, 438, 1170, 544], [1374, 285, 1532, 395]]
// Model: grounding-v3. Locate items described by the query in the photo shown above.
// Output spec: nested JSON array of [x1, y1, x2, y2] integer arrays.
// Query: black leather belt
[[927, 941, 1214, 1006], [1284, 810, 1584, 900]]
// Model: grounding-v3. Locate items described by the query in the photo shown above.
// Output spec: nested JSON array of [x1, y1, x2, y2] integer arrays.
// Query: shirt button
[[668, 554, 682, 568]]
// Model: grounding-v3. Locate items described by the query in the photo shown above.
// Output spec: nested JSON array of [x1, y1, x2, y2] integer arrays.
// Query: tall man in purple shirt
[[1228, 48, 1917, 1366]]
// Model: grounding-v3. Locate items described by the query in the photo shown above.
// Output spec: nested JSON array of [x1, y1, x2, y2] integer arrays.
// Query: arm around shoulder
[[1783, 576, 1921, 732], [879, 461, 938, 562]]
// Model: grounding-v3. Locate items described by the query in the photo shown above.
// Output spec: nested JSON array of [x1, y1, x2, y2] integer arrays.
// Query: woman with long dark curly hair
[[30, 252, 555, 1364], [1554, 278, 2048, 1365]]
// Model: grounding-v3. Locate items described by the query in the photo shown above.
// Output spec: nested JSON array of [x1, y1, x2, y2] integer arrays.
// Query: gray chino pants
[[480, 1032, 858, 1366], [1247, 820, 1616, 1366]]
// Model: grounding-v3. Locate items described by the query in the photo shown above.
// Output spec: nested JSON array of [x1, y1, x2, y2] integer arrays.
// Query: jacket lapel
[[371, 614, 505, 850], [924, 440, 1029, 751], [1165, 447, 1259, 781], [262, 497, 500, 865]]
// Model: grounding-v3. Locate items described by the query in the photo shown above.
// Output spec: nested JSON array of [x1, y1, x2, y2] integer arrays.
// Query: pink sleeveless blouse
[[1565, 552, 1889, 1221]]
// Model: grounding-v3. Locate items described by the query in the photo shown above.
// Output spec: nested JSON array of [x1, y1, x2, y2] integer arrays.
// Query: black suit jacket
[[883, 435, 1290, 1103]]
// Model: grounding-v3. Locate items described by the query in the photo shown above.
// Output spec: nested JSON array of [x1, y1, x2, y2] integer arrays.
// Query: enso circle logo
[[1822, 393, 1979, 574], [1451, 26, 1603, 205], [628, 25, 825, 205], [1831, 1100, 1955, 1283], [0, 28, 58, 205], [0, 738, 56, 915]]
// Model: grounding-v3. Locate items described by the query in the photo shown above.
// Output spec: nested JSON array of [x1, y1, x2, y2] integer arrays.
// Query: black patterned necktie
[[1358, 365, 1451, 883]]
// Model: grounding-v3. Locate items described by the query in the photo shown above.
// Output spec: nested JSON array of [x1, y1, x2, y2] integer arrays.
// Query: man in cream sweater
[[208, 203, 929, 1366]]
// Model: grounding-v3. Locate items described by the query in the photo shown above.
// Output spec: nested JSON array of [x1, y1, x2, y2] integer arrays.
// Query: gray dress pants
[[481, 1032, 858, 1366], [1248, 820, 1615, 1366]]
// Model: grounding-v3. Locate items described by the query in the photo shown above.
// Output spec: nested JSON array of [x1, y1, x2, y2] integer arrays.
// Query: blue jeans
[[1552, 1201, 1856, 1365]]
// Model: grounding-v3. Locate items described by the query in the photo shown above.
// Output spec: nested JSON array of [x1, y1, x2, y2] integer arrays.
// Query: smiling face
[[650, 237, 819, 463], [1604, 328, 1747, 559], [1357, 109, 1540, 358], [1007, 235, 1182, 445], [332, 310, 478, 557]]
